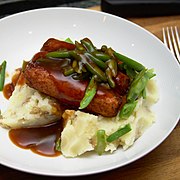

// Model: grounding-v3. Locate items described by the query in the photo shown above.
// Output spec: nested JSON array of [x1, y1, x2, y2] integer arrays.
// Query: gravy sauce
[[9, 122, 61, 157]]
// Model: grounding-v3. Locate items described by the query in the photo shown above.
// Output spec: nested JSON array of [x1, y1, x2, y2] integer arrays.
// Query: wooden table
[[0, 6, 180, 180]]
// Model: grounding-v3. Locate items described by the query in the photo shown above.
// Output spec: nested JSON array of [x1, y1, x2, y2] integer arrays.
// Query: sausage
[[24, 38, 130, 117], [24, 58, 123, 117], [40, 38, 76, 52]]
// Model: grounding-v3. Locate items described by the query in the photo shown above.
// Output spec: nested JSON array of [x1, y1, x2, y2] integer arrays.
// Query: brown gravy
[[3, 83, 14, 99], [9, 122, 62, 157], [3, 68, 25, 100]]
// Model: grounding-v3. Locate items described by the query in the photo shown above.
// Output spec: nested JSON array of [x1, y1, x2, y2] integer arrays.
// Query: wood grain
[[0, 5, 179, 180], [90, 6, 180, 40]]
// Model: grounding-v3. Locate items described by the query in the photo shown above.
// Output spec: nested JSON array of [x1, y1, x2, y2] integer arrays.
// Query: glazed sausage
[[40, 38, 76, 52], [24, 58, 124, 117]]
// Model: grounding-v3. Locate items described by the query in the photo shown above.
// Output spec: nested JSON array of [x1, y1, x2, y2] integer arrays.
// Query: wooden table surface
[[0, 6, 180, 180]]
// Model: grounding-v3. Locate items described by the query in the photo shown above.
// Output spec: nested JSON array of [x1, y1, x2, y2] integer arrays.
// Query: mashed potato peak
[[0, 84, 62, 129]]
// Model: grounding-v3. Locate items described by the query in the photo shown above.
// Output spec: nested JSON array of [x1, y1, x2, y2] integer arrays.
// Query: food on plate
[[0, 37, 159, 157], [24, 38, 130, 117]]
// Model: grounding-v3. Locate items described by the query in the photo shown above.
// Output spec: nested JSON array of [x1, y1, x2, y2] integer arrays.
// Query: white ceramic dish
[[0, 7, 179, 176]]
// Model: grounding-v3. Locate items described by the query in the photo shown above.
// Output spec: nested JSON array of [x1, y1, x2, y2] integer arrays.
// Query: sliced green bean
[[75, 41, 86, 52], [107, 59, 118, 77], [114, 52, 145, 72], [127, 69, 151, 102], [146, 68, 156, 79], [95, 130, 107, 155], [92, 51, 110, 62], [119, 101, 137, 119], [105, 68, 115, 88], [81, 65, 87, 72], [79, 75, 97, 109], [106, 47, 115, 58], [21, 60, 29, 72], [101, 45, 108, 52], [69, 51, 81, 61], [85, 52, 107, 70], [55, 137, 61, 151], [63, 66, 75, 76], [46, 51, 72, 58], [0, 60, 7, 91], [123, 64, 137, 80], [81, 55, 107, 82], [72, 72, 90, 80], [74, 65, 81, 74], [130, 68, 146, 87], [72, 60, 78, 69], [64, 37, 74, 44], [81, 38, 96, 52], [106, 124, 131, 143]]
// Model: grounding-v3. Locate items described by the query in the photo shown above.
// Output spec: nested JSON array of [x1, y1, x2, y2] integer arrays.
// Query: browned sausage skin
[[24, 59, 123, 117], [41, 38, 76, 52], [24, 38, 130, 117]]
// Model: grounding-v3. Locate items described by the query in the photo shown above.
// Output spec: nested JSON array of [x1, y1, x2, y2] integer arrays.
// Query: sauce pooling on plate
[[9, 122, 62, 157]]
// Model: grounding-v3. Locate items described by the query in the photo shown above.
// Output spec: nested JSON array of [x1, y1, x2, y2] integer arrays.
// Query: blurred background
[[0, 0, 180, 18], [0, 0, 100, 18]]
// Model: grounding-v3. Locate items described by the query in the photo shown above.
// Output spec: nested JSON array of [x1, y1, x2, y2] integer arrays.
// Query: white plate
[[0, 7, 179, 176]]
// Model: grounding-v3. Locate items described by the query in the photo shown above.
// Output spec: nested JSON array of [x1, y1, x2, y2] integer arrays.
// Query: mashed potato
[[0, 84, 62, 129], [0, 78, 158, 157], [61, 79, 159, 157]]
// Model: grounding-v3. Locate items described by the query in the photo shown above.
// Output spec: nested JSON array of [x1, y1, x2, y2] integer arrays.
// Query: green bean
[[127, 70, 146, 101], [127, 69, 151, 102], [92, 51, 110, 62], [36, 58, 53, 63], [106, 47, 115, 58], [128, 68, 145, 88], [21, 60, 29, 72], [146, 68, 156, 79], [70, 51, 81, 61], [106, 124, 131, 143], [123, 64, 137, 80], [119, 101, 137, 119], [81, 65, 87, 72], [85, 52, 107, 70], [105, 68, 115, 88], [46, 51, 72, 58], [55, 137, 61, 151], [74, 65, 81, 74], [0, 60, 7, 91], [81, 55, 107, 82], [80, 38, 96, 52], [107, 59, 118, 77], [72, 72, 90, 80], [75, 41, 85, 52], [101, 45, 108, 52], [114, 52, 145, 72], [72, 60, 78, 69], [63, 66, 75, 76], [79, 75, 97, 109], [64, 37, 74, 44], [95, 130, 107, 155]]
